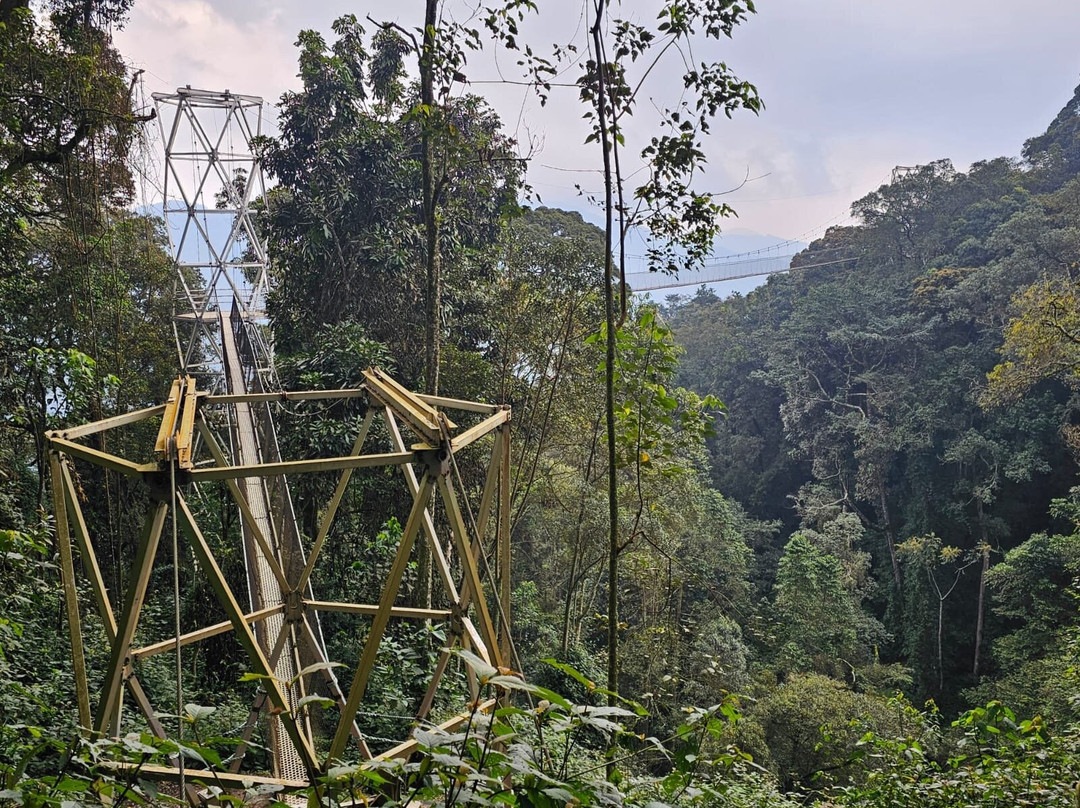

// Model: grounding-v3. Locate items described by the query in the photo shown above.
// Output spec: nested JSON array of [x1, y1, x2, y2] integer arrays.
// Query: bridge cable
[[170, 436, 185, 793], [442, 419, 529, 689]]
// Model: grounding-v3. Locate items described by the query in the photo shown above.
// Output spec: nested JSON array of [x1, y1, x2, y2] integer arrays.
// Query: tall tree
[[258, 17, 520, 387], [0, 0, 175, 525], [488, 0, 761, 701]]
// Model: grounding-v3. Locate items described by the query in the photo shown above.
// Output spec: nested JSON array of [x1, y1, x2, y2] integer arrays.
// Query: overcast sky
[[117, 0, 1080, 252]]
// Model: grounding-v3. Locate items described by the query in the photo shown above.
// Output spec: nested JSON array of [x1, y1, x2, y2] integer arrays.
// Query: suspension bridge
[[625, 247, 856, 292]]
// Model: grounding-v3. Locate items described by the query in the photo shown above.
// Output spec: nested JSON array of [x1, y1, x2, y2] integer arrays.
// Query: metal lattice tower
[[153, 87, 274, 392]]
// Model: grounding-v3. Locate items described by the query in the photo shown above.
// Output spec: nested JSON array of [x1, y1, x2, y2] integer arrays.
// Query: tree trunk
[[973, 502, 990, 678], [590, 1, 619, 708], [937, 595, 945, 694], [421, 0, 440, 400], [879, 484, 902, 591], [416, 0, 440, 611]]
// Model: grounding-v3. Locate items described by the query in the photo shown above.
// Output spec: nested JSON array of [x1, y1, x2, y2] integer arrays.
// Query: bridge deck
[[220, 309, 306, 782]]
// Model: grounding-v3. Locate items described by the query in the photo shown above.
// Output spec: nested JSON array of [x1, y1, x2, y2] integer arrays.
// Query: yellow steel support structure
[[45, 370, 513, 793]]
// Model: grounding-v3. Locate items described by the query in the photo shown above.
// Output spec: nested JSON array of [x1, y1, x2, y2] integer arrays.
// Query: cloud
[[115, 0, 1080, 243], [117, 0, 298, 116]]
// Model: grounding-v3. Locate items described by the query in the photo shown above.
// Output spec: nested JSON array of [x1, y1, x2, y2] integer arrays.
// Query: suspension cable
[[169, 436, 185, 794], [441, 419, 526, 681]]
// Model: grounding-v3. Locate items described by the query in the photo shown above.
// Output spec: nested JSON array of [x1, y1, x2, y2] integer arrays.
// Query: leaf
[[541, 658, 595, 690], [431, 752, 468, 768], [184, 703, 216, 721], [541, 787, 576, 803], [487, 674, 536, 692], [530, 685, 573, 711], [457, 649, 498, 682], [297, 695, 335, 711], [414, 728, 465, 749], [176, 742, 208, 766], [292, 661, 346, 681], [238, 672, 276, 683]]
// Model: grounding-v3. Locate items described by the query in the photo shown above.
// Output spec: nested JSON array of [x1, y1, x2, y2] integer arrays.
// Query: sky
[[116, 0, 1080, 263]]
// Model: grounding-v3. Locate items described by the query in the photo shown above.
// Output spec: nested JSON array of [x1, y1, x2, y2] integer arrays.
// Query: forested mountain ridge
[[667, 85, 1080, 714]]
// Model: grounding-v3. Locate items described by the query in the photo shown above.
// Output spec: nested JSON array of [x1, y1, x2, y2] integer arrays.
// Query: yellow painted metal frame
[[45, 370, 512, 788]]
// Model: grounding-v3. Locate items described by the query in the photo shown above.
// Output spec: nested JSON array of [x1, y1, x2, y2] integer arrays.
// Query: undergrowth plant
[[1, 649, 793, 808], [319, 650, 789, 808]]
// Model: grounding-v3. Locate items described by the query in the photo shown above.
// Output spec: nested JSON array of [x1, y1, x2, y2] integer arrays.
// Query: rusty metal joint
[[283, 590, 305, 624], [417, 447, 450, 477], [449, 603, 466, 638]]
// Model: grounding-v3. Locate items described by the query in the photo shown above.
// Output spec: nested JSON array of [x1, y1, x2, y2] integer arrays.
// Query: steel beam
[[437, 474, 503, 669], [187, 451, 415, 481], [131, 605, 283, 660], [498, 424, 512, 662], [379, 699, 496, 761], [50, 404, 164, 441], [49, 437, 144, 477], [328, 474, 435, 763], [384, 408, 459, 601], [416, 394, 501, 414], [203, 389, 368, 405], [175, 494, 320, 775], [306, 601, 451, 621], [94, 502, 168, 735], [450, 409, 509, 452], [50, 452, 91, 730]]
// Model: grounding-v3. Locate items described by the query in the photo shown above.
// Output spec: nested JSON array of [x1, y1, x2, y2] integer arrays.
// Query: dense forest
[[3, 1, 1080, 806]]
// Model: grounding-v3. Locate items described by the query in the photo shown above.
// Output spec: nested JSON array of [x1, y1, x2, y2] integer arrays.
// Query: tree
[[487, 0, 761, 702], [485, 207, 606, 656], [258, 16, 521, 387], [1022, 80, 1080, 192], [370, 2, 505, 396], [664, 142, 1080, 701], [0, 2, 176, 526], [0, 1, 143, 251], [772, 532, 863, 678], [739, 673, 920, 793], [898, 534, 980, 695], [986, 277, 1080, 415]]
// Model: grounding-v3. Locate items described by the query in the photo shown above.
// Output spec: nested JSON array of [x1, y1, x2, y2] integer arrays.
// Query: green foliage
[[321, 650, 791, 808], [0, 0, 176, 522], [9, 7, 1080, 803], [1023, 82, 1080, 191], [258, 16, 521, 385], [737, 674, 930, 794], [667, 97, 1080, 702], [277, 321, 393, 393], [987, 274, 1080, 411], [497, 221, 763, 737], [964, 524, 1080, 720], [597, 306, 723, 475], [986, 531, 1080, 661], [0, 705, 284, 808], [832, 698, 1080, 807], [0, 523, 74, 733], [771, 534, 866, 677], [0, 2, 136, 217]]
